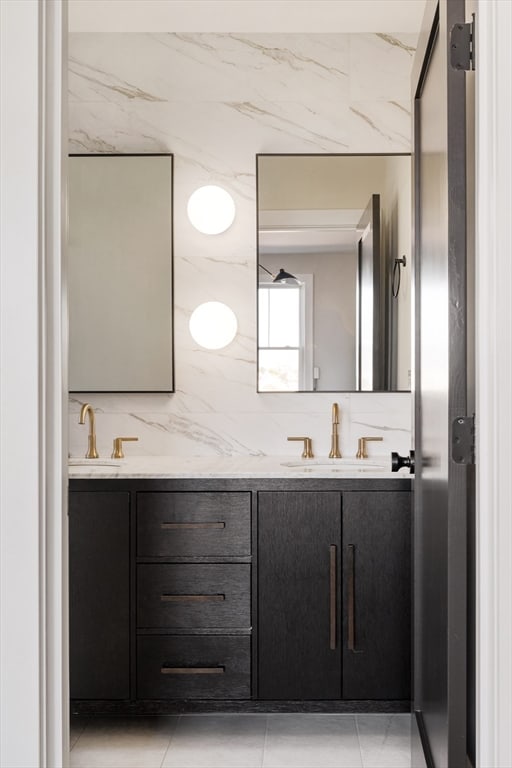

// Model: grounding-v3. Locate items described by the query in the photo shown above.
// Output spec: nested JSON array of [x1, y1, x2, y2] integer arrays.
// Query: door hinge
[[452, 415, 475, 465], [450, 16, 476, 71]]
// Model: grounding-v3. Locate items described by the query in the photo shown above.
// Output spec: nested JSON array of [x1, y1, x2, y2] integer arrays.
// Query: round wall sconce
[[189, 301, 238, 349], [187, 185, 236, 234]]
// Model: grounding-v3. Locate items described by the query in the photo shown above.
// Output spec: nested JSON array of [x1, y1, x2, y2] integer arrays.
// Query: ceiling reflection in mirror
[[257, 154, 411, 393]]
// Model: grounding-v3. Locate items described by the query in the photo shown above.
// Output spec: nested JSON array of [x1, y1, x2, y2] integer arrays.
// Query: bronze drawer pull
[[160, 594, 225, 603], [348, 544, 356, 651], [160, 522, 225, 530], [160, 666, 225, 675], [329, 545, 337, 650]]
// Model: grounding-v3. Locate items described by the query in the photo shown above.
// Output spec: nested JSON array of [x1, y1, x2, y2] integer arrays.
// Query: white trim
[[0, 1, 67, 766], [299, 275, 314, 390], [259, 209, 364, 230], [42, 2, 69, 765], [476, 0, 512, 766]]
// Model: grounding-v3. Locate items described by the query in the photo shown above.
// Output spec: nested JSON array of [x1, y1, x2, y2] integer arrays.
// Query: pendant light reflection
[[189, 302, 238, 350], [187, 185, 236, 234], [259, 264, 300, 284]]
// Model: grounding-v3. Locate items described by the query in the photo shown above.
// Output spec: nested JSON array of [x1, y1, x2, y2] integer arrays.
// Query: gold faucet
[[356, 436, 383, 459], [79, 403, 99, 459], [328, 402, 342, 458], [287, 436, 314, 458]]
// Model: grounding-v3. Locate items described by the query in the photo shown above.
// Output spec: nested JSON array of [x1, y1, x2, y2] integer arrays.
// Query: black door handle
[[391, 450, 415, 474]]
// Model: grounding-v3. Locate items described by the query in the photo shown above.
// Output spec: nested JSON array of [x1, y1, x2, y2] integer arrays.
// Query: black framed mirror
[[68, 153, 174, 393], [257, 153, 411, 392]]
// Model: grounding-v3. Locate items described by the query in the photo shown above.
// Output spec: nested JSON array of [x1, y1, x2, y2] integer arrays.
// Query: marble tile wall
[[68, 32, 416, 459]]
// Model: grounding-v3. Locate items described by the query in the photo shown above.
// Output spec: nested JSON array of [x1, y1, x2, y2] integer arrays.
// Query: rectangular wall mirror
[[257, 154, 411, 393], [68, 153, 174, 393]]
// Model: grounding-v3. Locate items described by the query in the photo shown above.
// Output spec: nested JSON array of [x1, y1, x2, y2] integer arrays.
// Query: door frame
[[0, 1, 68, 766], [0, 1, 511, 766], [475, 1, 512, 766]]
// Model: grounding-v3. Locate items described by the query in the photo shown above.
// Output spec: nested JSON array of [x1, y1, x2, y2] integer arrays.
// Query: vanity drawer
[[137, 635, 251, 699], [137, 492, 251, 558], [137, 564, 251, 628]]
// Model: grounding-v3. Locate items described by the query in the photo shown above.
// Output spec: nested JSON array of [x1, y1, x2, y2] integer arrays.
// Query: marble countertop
[[68, 455, 412, 480]]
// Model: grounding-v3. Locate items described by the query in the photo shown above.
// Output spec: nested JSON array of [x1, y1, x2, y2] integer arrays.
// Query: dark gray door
[[357, 194, 382, 390], [412, 1, 474, 766]]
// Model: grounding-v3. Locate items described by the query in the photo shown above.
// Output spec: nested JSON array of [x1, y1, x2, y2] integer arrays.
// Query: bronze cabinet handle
[[160, 666, 225, 675], [160, 594, 225, 603], [348, 544, 356, 651], [330, 545, 337, 650], [160, 522, 225, 530]]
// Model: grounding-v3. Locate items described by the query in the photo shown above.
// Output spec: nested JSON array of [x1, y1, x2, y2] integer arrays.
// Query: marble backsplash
[[68, 32, 415, 459], [69, 392, 412, 460]]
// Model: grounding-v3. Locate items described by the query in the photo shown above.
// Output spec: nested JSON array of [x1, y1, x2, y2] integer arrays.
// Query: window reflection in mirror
[[257, 154, 411, 393], [259, 283, 301, 390], [68, 154, 174, 393]]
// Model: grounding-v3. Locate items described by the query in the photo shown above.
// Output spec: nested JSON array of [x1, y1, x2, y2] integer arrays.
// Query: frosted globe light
[[189, 302, 238, 349], [187, 185, 236, 234]]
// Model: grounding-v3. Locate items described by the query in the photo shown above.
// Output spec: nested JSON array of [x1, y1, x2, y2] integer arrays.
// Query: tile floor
[[70, 713, 412, 768]]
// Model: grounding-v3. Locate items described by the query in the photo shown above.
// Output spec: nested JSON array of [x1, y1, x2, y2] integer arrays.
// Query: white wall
[[67, 31, 415, 460]]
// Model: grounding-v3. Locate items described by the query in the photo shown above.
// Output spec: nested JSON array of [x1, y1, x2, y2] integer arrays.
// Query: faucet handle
[[287, 436, 314, 459], [356, 436, 383, 459], [111, 436, 138, 459]]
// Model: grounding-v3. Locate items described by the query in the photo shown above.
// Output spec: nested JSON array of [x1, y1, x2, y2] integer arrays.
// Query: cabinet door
[[342, 491, 411, 700], [69, 491, 130, 699], [258, 491, 341, 700]]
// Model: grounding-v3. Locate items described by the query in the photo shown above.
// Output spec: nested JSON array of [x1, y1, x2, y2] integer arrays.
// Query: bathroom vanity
[[69, 459, 412, 714]]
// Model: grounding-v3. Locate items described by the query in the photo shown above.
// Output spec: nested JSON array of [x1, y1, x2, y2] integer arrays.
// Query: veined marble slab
[[67, 454, 412, 480], [68, 32, 415, 156]]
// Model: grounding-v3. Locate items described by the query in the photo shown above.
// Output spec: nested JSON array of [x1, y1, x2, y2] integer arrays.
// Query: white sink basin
[[280, 459, 385, 471], [68, 458, 122, 467]]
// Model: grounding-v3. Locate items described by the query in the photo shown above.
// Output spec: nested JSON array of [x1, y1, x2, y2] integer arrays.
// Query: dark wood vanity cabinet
[[257, 489, 411, 702], [69, 478, 411, 712], [69, 490, 130, 700]]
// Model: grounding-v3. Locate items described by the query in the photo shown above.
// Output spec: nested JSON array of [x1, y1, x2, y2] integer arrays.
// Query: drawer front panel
[[137, 492, 251, 557], [137, 564, 251, 628], [137, 635, 251, 699]]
